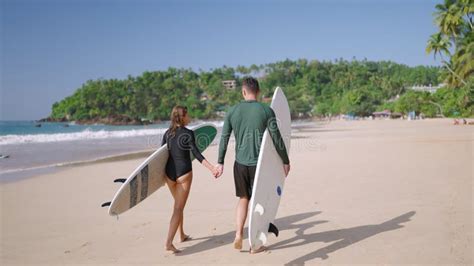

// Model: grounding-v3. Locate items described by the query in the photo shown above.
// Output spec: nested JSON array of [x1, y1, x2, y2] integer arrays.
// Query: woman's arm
[[201, 159, 218, 176], [188, 131, 205, 163], [161, 131, 168, 146], [189, 131, 217, 176]]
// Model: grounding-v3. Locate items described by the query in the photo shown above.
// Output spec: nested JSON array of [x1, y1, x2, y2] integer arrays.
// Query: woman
[[161, 105, 217, 253]]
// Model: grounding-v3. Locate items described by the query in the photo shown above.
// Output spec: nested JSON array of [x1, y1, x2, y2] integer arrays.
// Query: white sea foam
[[0, 128, 168, 145], [0, 121, 224, 145]]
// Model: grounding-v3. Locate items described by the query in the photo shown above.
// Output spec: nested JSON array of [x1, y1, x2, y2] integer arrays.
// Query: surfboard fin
[[114, 178, 126, 183], [101, 201, 111, 207], [268, 223, 279, 237]]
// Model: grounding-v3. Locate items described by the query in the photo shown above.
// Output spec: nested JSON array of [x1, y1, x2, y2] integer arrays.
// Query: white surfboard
[[102, 123, 217, 216], [248, 87, 291, 250]]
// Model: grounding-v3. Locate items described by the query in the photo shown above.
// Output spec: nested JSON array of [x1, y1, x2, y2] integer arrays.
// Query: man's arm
[[267, 108, 290, 165], [217, 108, 233, 165]]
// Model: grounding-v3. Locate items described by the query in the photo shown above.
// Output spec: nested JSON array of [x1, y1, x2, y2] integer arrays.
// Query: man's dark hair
[[242, 77, 260, 94]]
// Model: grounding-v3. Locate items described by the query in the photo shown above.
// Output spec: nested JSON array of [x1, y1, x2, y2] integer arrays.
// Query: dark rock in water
[[38, 117, 67, 122], [0, 154, 10, 159], [34, 124, 42, 127], [63, 124, 69, 127]]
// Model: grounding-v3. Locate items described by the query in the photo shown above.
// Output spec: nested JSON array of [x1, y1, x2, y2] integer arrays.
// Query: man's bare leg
[[234, 197, 249, 250]]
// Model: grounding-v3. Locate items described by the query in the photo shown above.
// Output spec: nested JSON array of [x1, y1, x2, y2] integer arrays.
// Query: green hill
[[49, 59, 472, 124]]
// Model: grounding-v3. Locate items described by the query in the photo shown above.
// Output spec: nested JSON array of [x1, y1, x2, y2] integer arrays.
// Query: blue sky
[[1, 0, 441, 120]]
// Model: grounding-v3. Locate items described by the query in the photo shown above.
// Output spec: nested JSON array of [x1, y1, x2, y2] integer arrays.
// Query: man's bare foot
[[164, 244, 181, 254], [233, 237, 243, 250], [250, 245, 267, 254], [180, 234, 192, 242]]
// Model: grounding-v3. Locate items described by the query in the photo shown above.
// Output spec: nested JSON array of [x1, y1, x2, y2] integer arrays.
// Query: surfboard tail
[[268, 222, 279, 237]]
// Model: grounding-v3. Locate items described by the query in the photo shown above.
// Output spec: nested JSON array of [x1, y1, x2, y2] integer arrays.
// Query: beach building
[[200, 93, 209, 101], [222, 80, 237, 90], [391, 112, 402, 118], [372, 110, 403, 119], [408, 83, 445, 93], [372, 110, 391, 119]]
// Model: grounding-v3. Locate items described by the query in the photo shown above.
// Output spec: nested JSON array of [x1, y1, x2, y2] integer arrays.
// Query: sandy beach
[[1, 119, 472, 265]]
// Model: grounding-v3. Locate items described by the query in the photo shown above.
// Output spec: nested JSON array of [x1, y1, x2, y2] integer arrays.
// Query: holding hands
[[202, 160, 221, 178], [209, 164, 223, 178], [210, 164, 220, 177], [215, 164, 224, 178]]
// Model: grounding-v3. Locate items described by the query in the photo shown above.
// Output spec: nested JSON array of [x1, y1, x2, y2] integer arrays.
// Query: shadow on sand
[[177, 211, 326, 256], [177, 210, 415, 266], [277, 211, 416, 265]]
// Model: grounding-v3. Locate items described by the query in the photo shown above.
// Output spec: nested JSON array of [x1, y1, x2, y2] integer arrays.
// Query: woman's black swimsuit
[[161, 127, 205, 181]]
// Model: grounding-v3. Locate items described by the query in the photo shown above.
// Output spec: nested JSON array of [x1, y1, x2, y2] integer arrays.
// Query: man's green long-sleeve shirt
[[218, 100, 290, 166]]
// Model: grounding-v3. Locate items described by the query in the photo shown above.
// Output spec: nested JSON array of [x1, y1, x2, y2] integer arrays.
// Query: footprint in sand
[[134, 221, 151, 228], [65, 241, 91, 254]]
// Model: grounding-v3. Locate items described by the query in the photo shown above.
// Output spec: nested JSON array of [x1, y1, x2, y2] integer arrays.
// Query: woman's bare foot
[[250, 245, 267, 254], [233, 237, 243, 250], [164, 244, 181, 254], [180, 234, 192, 242]]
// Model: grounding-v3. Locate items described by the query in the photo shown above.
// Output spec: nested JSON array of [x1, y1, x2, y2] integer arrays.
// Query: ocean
[[0, 120, 223, 182]]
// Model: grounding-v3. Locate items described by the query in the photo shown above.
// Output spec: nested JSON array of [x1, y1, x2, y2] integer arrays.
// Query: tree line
[[50, 59, 452, 123]]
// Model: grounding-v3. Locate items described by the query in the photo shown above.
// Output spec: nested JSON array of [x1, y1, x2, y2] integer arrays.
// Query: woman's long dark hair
[[169, 105, 188, 137]]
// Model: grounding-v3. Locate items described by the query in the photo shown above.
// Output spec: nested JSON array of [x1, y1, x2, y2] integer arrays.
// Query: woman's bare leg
[[166, 178, 189, 242], [176, 174, 192, 242], [164, 172, 193, 253], [179, 213, 190, 242]]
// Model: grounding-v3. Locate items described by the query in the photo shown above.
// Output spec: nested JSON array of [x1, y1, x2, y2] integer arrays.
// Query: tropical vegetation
[[422, 0, 473, 117], [49, 60, 444, 123]]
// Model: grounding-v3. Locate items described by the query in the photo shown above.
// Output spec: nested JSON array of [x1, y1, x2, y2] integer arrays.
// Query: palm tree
[[426, 33, 452, 59], [458, 0, 473, 30], [443, 60, 462, 87], [452, 31, 474, 81], [435, 0, 464, 40], [426, 33, 467, 86]]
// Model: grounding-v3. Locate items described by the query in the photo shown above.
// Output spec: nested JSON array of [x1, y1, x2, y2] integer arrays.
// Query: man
[[216, 77, 290, 253]]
